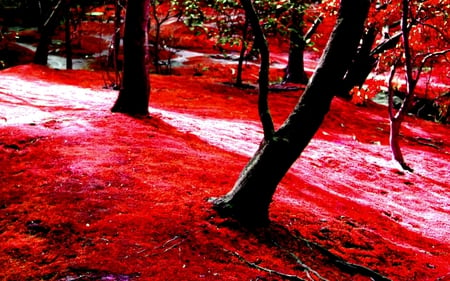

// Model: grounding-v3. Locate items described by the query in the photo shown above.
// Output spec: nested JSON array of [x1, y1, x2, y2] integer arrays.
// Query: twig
[[271, 241, 327, 281], [227, 250, 307, 281], [288, 252, 328, 281], [156, 235, 185, 253]]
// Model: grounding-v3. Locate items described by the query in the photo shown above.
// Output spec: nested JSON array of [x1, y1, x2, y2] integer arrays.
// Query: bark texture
[[211, 0, 372, 225], [112, 0, 151, 115]]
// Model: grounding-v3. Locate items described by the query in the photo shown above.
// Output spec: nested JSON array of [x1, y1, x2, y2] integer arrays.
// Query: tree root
[[273, 242, 328, 281], [290, 235, 392, 281], [226, 249, 308, 281]]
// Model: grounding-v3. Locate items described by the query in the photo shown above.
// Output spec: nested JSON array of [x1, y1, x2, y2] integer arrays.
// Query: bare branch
[[304, 14, 323, 41], [416, 21, 450, 44], [416, 49, 450, 80]]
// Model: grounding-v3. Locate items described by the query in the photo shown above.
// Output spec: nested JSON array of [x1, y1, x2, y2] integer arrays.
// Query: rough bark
[[111, 0, 151, 116], [211, 0, 371, 225]]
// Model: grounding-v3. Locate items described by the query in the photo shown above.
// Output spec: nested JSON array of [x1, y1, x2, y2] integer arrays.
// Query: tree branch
[[416, 49, 450, 81], [304, 14, 323, 42]]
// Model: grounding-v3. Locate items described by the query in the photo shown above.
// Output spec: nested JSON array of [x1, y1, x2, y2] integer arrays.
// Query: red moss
[[1, 13, 449, 281]]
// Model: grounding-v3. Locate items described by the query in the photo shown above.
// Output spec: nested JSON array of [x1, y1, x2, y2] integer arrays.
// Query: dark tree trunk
[[34, 0, 66, 65], [338, 27, 377, 98], [235, 18, 249, 87], [211, 0, 371, 225], [111, 0, 151, 116], [284, 10, 309, 85], [153, 21, 162, 73], [112, 0, 123, 86], [240, 0, 274, 140], [64, 7, 72, 70]]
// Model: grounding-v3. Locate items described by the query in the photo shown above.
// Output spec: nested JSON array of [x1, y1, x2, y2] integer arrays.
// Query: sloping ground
[[0, 64, 449, 280]]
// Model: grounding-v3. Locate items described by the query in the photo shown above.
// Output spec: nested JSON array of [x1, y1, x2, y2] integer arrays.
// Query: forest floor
[[1, 19, 450, 281]]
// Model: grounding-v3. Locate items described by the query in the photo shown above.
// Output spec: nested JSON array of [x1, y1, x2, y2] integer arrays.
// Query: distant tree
[[386, 0, 450, 171], [33, 0, 95, 68], [108, 0, 125, 87], [34, 0, 67, 65], [191, 0, 250, 86], [149, 0, 181, 74], [111, 0, 151, 115], [64, 2, 73, 70], [269, 0, 322, 85], [211, 0, 371, 225]]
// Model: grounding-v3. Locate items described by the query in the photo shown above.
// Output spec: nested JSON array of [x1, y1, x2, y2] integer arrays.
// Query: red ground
[[1, 20, 450, 281]]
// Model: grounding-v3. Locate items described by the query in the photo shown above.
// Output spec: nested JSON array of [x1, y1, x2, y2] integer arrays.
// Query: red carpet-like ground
[[0, 61, 449, 280]]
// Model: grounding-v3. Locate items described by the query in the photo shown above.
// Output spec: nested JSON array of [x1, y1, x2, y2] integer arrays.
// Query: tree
[[211, 0, 371, 225], [64, 2, 73, 70], [386, 0, 450, 171], [282, 1, 321, 84], [198, 0, 251, 86], [111, 0, 151, 116], [148, 0, 181, 74], [34, 0, 67, 65]]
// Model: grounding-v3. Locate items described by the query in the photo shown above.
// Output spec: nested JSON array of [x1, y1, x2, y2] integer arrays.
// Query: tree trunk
[[34, 0, 65, 65], [211, 0, 371, 225], [64, 7, 72, 70], [111, 0, 151, 116], [153, 22, 162, 73], [338, 27, 377, 98], [283, 10, 309, 84], [235, 18, 249, 87], [389, 116, 413, 171], [112, 0, 123, 86]]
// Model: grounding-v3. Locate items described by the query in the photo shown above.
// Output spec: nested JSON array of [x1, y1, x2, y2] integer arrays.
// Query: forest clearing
[[1, 0, 450, 280]]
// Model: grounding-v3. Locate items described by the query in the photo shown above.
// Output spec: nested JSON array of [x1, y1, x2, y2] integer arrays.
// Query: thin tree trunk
[[64, 8, 72, 70], [111, 0, 150, 115], [211, 0, 371, 225], [389, 117, 413, 171], [153, 22, 161, 73], [235, 18, 249, 87], [240, 0, 274, 140], [112, 0, 123, 86]]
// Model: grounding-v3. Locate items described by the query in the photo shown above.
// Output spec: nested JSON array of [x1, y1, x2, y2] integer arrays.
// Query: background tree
[[34, 0, 67, 65], [149, 0, 181, 74], [385, 0, 450, 171], [193, 0, 251, 87], [111, 0, 151, 115], [268, 0, 322, 85], [211, 0, 371, 225]]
